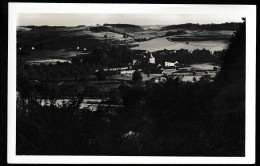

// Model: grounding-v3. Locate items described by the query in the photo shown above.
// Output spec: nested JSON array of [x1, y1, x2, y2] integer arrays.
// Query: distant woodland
[[161, 22, 239, 31]]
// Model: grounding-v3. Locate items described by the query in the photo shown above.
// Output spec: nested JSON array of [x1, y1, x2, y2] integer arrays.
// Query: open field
[[28, 50, 82, 59], [128, 30, 165, 39], [128, 29, 233, 40], [18, 50, 83, 64], [26, 59, 71, 65], [89, 80, 122, 92], [190, 63, 219, 70], [106, 70, 216, 83], [19, 50, 82, 64], [130, 29, 233, 51], [36, 98, 123, 111], [107, 72, 163, 81], [169, 29, 234, 37], [141, 25, 169, 30], [131, 37, 229, 52], [163, 63, 218, 73], [65, 29, 134, 41], [181, 76, 202, 82]]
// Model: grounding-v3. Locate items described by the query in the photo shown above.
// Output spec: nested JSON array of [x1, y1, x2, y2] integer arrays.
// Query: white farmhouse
[[148, 53, 155, 64], [165, 61, 179, 67]]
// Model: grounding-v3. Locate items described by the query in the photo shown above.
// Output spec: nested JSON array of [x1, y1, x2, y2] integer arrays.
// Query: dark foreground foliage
[[16, 19, 245, 156]]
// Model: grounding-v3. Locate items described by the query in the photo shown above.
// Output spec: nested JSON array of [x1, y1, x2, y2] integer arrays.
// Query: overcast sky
[[18, 13, 244, 26]]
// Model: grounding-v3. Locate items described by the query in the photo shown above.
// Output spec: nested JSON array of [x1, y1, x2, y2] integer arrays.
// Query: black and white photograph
[[7, 3, 256, 164]]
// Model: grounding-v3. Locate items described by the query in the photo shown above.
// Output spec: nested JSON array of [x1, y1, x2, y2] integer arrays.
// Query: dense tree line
[[71, 46, 134, 69], [17, 62, 97, 98], [17, 62, 91, 81], [89, 26, 112, 33], [103, 24, 143, 33], [152, 49, 222, 65], [21, 25, 67, 30], [17, 26, 112, 52], [161, 22, 239, 31], [165, 30, 186, 36], [17, 34, 110, 52], [72, 47, 223, 69], [168, 36, 230, 41]]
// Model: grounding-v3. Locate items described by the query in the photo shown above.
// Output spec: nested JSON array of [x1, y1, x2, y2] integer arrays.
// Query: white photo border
[[8, 3, 256, 164]]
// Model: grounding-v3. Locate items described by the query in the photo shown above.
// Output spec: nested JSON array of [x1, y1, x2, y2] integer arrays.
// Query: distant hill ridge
[[103, 23, 142, 29], [161, 22, 240, 31]]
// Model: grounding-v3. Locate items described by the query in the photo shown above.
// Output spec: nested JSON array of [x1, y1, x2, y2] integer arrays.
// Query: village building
[[165, 61, 179, 67], [148, 53, 155, 64], [132, 59, 138, 65], [120, 69, 135, 75]]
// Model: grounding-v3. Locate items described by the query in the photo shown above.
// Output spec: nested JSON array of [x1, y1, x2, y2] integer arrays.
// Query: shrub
[[132, 70, 142, 83]]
